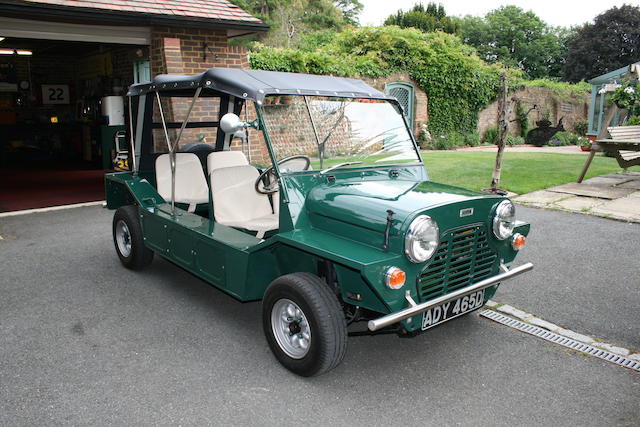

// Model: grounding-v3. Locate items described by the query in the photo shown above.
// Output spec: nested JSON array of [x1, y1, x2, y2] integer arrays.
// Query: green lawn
[[422, 152, 639, 194]]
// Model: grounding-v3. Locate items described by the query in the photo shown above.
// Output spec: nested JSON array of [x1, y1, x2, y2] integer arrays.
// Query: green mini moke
[[105, 68, 533, 376]]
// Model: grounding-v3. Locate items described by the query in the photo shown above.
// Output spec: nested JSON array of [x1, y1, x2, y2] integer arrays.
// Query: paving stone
[[514, 190, 568, 204], [617, 180, 640, 190], [496, 304, 531, 320], [598, 173, 636, 179], [591, 196, 640, 220], [582, 176, 631, 186], [556, 328, 596, 344], [484, 299, 498, 308], [594, 342, 630, 356], [547, 183, 634, 199], [527, 316, 560, 332], [554, 196, 604, 211]]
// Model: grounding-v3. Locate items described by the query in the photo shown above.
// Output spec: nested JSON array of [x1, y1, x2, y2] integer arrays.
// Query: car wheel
[[262, 272, 347, 377], [112, 205, 154, 270]]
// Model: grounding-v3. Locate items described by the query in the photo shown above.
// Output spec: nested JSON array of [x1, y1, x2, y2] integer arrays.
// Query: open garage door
[[0, 21, 150, 212]]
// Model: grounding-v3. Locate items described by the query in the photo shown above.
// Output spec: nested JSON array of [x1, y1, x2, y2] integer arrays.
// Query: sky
[[359, 0, 638, 28]]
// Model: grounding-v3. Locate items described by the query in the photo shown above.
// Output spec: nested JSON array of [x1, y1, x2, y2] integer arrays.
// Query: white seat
[[207, 150, 249, 175], [155, 153, 209, 212], [210, 165, 278, 238]]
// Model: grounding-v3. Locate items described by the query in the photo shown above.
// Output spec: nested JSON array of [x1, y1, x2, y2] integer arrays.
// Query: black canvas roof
[[127, 68, 389, 102]]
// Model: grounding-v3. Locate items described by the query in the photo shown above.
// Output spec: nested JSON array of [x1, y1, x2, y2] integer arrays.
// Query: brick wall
[[477, 86, 589, 139]]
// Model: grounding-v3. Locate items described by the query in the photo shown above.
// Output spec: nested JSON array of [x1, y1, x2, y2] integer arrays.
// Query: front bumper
[[367, 262, 534, 331]]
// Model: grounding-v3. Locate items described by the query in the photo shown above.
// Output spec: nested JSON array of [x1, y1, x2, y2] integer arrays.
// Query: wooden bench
[[577, 111, 640, 182], [604, 126, 640, 168]]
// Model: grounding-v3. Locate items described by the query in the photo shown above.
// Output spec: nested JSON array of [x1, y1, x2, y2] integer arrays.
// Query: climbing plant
[[515, 101, 529, 138]]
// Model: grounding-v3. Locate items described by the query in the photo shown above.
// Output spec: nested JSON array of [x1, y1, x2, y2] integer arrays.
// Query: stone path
[[514, 172, 640, 222]]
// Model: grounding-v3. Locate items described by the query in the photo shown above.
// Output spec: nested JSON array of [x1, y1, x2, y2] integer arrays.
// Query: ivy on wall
[[250, 26, 504, 134]]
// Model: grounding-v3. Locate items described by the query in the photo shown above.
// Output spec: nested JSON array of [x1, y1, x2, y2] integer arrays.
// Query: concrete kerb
[[0, 201, 105, 218], [484, 300, 640, 360]]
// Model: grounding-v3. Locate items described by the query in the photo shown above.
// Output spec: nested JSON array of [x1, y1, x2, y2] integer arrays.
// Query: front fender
[[275, 229, 418, 314]]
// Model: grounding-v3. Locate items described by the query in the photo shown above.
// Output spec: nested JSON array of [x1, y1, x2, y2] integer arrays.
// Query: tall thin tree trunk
[[491, 69, 511, 191]]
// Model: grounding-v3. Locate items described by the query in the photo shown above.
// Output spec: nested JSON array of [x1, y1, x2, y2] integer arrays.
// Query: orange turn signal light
[[385, 267, 406, 290], [512, 233, 526, 250]]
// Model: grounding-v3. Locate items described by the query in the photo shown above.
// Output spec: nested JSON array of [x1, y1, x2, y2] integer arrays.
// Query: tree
[[459, 6, 567, 79], [229, 0, 360, 47], [563, 5, 640, 82], [384, 3, 459, 35], [334, 0, 363, 26]]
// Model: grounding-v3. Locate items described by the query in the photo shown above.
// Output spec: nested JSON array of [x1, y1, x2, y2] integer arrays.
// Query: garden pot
[[580, 145, 591, 152]]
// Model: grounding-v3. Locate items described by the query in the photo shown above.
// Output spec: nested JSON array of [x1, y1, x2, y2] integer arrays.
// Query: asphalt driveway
[[1, 206, 638, 425]]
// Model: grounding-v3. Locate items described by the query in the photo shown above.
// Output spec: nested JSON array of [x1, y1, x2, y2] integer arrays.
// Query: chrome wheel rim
[[271, 299, 311, 359], [115, 220, 132, 258]]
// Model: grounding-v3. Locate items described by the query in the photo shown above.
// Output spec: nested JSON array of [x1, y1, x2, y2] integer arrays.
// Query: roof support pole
[[155, 87, 202, 214], [127, 96, 138, 175], [303, 96, 322, 168]]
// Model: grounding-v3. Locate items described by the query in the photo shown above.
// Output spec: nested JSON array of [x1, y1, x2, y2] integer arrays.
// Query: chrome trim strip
[[367, 262, 533, 331]]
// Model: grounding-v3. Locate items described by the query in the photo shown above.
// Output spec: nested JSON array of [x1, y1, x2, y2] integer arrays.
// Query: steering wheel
[[255, 155, 311, 195]]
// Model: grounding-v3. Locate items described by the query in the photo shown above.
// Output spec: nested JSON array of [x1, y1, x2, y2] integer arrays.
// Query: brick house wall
[[149, 27, 250, 151], [477, 86, 589, 139]]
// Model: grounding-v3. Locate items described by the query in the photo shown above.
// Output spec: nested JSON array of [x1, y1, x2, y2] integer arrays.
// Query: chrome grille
[[417, 224, 498, 302]]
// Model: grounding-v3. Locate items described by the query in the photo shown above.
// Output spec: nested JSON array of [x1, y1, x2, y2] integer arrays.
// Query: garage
[[0, 1, 267, 213]]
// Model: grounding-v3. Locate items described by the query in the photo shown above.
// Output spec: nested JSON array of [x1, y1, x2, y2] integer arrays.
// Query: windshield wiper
[[319, 161, 363, 175]]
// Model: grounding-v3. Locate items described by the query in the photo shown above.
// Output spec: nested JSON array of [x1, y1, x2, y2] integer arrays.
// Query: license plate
[[421, 289, 485, 330]]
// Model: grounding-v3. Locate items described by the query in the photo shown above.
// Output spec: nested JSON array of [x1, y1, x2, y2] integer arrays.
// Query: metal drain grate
[[480, 309, 640, 373]]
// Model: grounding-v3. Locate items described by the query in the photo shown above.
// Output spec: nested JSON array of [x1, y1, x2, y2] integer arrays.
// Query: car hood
[[306, 179, 501, 233]]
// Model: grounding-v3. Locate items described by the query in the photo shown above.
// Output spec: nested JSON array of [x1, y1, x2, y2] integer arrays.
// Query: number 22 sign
[[41, 85, 70, 105]]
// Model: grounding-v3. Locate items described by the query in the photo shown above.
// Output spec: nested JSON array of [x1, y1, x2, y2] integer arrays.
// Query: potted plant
[[578, 137, 592, 152], [609, 82, 640, 110]]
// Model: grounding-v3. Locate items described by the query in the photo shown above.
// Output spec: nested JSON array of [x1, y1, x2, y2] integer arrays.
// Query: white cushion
[[155, 153, 209, 208], [210, 165, 278, 234], [207, 151, 248, 175]]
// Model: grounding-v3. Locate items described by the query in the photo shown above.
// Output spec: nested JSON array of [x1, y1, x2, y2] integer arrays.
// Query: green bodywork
[[105, 159, 530, 333]]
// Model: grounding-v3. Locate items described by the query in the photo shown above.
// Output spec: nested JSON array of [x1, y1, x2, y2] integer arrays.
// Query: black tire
[[262, 272, 347, 377], [112, 205, 154, 270]]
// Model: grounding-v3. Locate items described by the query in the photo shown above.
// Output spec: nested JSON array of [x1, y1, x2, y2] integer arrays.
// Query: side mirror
[[220, 113, 247, 134]]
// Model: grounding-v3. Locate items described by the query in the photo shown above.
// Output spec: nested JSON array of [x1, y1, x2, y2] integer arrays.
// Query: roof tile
[[14, 0, 263, 24]]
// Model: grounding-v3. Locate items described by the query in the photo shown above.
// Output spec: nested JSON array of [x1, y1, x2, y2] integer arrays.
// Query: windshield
[[260, 96, 420, 172]]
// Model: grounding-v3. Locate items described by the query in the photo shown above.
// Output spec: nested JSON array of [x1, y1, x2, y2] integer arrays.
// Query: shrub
[[551, 131, 583, 145], [483, 125, 499, 144], [573, 120, 588, 136], [518, 78, 590, 100], [463, 131, 481, 147], [430, 132, 464, 150], [506, 134, 525, 146]]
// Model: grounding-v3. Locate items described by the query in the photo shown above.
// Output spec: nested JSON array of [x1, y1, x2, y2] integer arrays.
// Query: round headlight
[[405, 215, 439, 263], [493, 200, 516, 240]]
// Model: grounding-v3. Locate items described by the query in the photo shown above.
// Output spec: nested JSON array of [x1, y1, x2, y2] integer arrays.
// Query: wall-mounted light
[[0, 37, 5, 42], [0, 49, 32, 55]]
